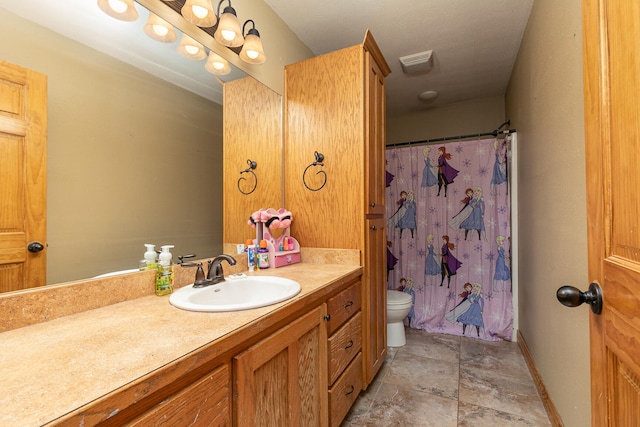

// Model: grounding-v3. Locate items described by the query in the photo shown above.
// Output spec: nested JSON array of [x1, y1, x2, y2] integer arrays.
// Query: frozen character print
[[490, 139, 508, 195], [436, 146, 459, 197], [387, 240, 399, 280], [459, 186, 487, 241], [448, 188, 474, 230], [421, 146, 438, 193], [400, 277, 416, 327], [493, 235, 511, 292], [440, 235, 462, 288], [445, 282, 473, 324], [424, 234, 441, 286], [395, 190, 416, 238], [457, 282, 485, 337], [387, 190, 407, 232]]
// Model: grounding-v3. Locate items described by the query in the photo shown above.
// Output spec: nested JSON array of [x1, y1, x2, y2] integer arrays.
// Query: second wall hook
[[238, 159, 258, 195]]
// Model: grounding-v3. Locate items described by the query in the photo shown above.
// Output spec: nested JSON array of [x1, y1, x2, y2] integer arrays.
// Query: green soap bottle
[[155, 245, 174, 296]]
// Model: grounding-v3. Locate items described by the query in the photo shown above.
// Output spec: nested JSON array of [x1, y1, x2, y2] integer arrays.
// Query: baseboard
[[517, 330, 565, 427]]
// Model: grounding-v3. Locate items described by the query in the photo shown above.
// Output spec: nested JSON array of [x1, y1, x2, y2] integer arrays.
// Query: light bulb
[[213, 61, 224, 70], [185, 45, 200, 55], [152, 25, 169, 36], [108, 0, 128, 13], [221, 29, 236, 41], [246, 50, 259, 59], [191, 5, 209, 19]]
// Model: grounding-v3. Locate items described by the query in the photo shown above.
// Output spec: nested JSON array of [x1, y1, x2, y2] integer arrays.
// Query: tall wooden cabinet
[[284, 31, 391, 388]]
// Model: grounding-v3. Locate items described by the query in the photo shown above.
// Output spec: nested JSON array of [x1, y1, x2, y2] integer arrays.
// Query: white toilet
[[386, 290, 413, 347]]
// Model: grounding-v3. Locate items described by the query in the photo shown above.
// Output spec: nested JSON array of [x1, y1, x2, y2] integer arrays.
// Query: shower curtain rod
[[387, 123, 516, 148]]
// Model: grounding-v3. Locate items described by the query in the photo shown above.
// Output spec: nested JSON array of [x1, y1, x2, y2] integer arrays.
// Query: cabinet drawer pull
[[323, 314, 331, 321], [370, 225, 377, 231], [344, 340, 354, 350], [345, 385, 355, 396], [370, 202, 375, 208], [344, 301, 353, 309]]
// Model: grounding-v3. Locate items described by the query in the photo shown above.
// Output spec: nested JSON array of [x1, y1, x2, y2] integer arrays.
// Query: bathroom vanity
[[0, 252, 362, 426]]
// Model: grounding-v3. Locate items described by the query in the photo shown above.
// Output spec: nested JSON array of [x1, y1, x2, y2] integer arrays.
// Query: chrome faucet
[[192, 254, 237, 288]]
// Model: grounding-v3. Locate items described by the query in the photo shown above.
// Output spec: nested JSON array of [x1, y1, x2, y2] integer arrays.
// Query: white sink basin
[[169, 276, 301, 312]]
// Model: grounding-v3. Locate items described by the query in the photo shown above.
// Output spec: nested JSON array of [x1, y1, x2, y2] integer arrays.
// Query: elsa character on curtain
[[493, 235, 511, 292], [460, 186, 487, 241], [445, 282, 473, 323], [424, 234, 440, 286], [456, 282, 485, 337], [436, 146, 459, 197], [388, 189, 416, 238], [490, 139, 508, 195], [397, 277, 416, 327], [448, 188, 474, 230], [440, 235, 462, 288], [421, 146, 438, 193]]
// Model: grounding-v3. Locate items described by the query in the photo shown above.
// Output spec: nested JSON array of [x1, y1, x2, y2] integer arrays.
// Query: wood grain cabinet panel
[[234, 304, 329, 427], [328, 312, 362, 385], [127, 364, 231, 427], [328, 353, 363, 427], [326, 280, 361, 336]]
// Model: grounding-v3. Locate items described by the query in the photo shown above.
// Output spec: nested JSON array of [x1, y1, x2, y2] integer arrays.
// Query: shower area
[[385, 126, 517, 342]]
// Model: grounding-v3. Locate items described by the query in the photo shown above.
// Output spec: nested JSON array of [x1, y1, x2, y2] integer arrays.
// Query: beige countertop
[[0, 262, 361, 426]]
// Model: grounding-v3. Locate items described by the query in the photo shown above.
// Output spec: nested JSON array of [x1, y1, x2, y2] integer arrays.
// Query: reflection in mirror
[[0, 0, 257, 287]]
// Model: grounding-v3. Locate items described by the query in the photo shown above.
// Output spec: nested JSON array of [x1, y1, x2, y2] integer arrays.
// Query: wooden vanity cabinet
[[284, 30, 390, 390], [326, 281, 363, 426], [127, 364, 231, 426], [233, 304, 329, 427]]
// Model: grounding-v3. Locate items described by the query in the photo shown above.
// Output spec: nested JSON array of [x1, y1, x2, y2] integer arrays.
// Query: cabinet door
[[364, 52, 386, 216], [127, 364, 230, 426], [362, 217, 387, 386], [234, 305, 329, 427]]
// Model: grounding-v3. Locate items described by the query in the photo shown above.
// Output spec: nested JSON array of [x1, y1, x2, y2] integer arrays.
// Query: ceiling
[[0, 0, 534, 116], [265, 0, 534, 115]]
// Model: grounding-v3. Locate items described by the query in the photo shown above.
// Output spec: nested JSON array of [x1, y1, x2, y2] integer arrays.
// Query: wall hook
[[302, 151, 327, 191], [238, 159, 258, 195]]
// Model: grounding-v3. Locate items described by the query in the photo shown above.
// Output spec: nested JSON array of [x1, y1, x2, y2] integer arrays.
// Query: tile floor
[[342, 328, 552, 426]]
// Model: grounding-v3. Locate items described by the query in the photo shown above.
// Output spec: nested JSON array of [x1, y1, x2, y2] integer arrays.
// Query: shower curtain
[[385, 136, 513, 341]]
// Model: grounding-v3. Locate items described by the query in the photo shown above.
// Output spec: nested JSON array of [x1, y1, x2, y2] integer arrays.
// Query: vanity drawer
[[328, 311, 362, 385], [326, 280, 361, 335], [329, 352, 362, 427]]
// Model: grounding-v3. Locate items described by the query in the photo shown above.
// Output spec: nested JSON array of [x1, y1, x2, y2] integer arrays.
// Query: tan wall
[[506, 0, 590, 425], [0, 10, 224, 284], [387, 96, 505, 144]]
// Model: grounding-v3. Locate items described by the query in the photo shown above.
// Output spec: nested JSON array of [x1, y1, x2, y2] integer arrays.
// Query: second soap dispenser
[[155, 245, 174, 296]]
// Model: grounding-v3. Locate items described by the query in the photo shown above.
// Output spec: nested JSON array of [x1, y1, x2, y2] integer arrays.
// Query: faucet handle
[[181, 262, 206, 284], [177, 253, 196, 264]]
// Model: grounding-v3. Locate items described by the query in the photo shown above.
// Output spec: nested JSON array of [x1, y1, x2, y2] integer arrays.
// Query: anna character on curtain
[[456, 282, 485, 337], [459, 186, 487, 241], [447, 188, 474, 230], [436, 146, 459, 197], [389, 189, 416, 238], [445, 282, 473, 323], [397, 277, 416, 327], [440, 235, 462, 288], [424, 233, 441, 286]]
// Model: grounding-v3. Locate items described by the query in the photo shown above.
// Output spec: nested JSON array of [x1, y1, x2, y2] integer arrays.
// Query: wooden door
[[0, 61, 47, 293], [364, 51, 386, 216], [362, 216, 386, 387], [583, 0, 640, 424], [234, 305, 328, 427]]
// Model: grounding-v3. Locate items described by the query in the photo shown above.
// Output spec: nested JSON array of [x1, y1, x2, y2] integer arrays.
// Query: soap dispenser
[[155, 245, 174, 296], [142, 244, 157, 270]]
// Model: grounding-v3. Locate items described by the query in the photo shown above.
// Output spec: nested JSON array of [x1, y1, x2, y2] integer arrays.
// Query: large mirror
[[0, 0, 283, 286]]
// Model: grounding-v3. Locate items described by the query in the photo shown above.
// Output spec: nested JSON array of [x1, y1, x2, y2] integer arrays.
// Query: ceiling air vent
[[399, 50, 434, 75]]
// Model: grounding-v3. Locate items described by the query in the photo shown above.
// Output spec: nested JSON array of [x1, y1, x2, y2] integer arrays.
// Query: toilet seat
[[387, 290, 412, 305]]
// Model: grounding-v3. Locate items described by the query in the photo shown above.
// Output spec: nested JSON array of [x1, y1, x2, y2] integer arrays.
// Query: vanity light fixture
[[97, 0, 138, 22], [181, 0, 217, 28], [205, 51, 231, 75], [177, 34, 207, 60], [239, 20, 266, 64], [214, 0, 244, 48], [143, 12, 177, 43]]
